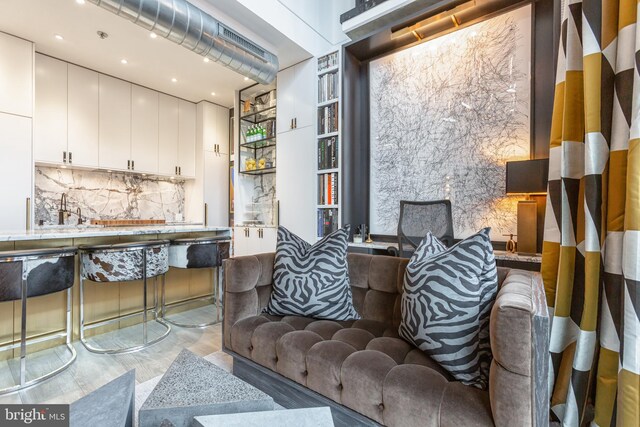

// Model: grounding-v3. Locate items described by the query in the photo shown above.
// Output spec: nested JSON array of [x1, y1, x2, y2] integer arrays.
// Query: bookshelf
[[316, 50, 341, 238]]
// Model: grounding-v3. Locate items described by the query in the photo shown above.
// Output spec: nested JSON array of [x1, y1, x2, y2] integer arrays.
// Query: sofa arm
[[223, 253, 275, 350], [489, 269, 549, 427]]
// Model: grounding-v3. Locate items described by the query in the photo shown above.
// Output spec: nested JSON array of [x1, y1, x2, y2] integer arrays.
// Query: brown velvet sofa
[[223, 252, 549, 427]]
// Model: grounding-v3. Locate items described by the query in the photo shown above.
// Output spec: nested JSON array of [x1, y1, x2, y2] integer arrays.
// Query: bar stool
[[0, 247, 77, 395], [78, 240, 171, 354], [162, 237, 230, 328]]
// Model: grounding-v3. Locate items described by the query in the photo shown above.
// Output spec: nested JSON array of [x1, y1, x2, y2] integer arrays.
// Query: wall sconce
[[506, 158, 549, 255], [390, 0, 476, 40]]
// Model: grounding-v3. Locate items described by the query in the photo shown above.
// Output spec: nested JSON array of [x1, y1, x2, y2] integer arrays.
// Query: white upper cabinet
[[293, 59, 315, 129], [178, 99, 196, 178], [276, 58, 315, 133], [201, 102, 230, 155], [99, 75, 131, 171], [28, 53, 197, 177], [276, 66, 296, 133], [34, 54, 67, 164], [216, 106, 230, 155], [131, 85, 159, 174], [0, 33, 33, 117], [158, 94, 180, 176], [68, 65, 99, 168]]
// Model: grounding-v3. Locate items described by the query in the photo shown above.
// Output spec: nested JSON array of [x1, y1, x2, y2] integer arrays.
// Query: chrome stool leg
[[19, 269, 27, 387]]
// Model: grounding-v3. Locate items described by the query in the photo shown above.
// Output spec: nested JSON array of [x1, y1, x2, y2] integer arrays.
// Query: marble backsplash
[[34, 167, 185, 226]]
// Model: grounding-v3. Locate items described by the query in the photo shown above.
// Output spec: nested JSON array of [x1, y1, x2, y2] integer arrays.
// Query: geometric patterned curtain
[[541, 0, 639, 426]]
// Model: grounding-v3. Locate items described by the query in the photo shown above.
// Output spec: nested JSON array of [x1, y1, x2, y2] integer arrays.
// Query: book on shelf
[[318, 71, 338, 103], [318, 103, 339, 135], [317, 208, 339, 237], [317, 172, 338, 205], [318, 52, 338, 73], [317, 137, 338, 170]]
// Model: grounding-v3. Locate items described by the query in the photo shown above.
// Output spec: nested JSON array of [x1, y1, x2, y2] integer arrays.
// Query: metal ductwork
[[88, 0, 279, 84]]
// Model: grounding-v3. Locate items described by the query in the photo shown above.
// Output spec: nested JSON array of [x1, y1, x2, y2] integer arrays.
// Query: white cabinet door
[[276, 127, 316, 242], [293, 59, 315, 130], [34, 54, 67, 164], [68, 65, 99, 168], [276, 66, 296, 134], [131, 85, 159, 174], [0, 113, 32, 230], [259, 227, 277, 254], [0, 33, 32, 117], [158, 94, 179, 176], [200, 102, 216, 153], [233, 226, 250, 257], [204, 150, 229, 227], [215, 105, 230, 155], [99, 75, 131, 171], [178, 99, 196, 178]]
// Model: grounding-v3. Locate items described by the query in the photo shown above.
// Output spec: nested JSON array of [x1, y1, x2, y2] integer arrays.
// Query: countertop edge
[[0, 226, 233, 242]]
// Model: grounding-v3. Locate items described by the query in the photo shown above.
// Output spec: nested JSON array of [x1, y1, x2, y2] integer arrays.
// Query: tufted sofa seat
[[223, 252, 549, 427]]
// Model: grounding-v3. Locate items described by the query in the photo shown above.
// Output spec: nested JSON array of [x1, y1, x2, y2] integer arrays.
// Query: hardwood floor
[[0, 305, 228, 405]]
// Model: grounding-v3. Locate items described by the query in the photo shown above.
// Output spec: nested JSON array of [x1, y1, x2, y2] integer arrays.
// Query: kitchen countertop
[[348, 241, 542, 263], [0, 224, 232, 242]]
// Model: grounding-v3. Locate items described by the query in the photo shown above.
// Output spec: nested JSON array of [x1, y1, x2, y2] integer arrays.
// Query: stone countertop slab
[[138, 349, 273, 427], [193, 407, 335, 427], [348, 241, 542, 263], [0, 225, 232, 242]]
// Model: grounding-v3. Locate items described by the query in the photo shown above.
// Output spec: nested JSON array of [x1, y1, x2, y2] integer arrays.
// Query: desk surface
[[348, 241, 542, 263]]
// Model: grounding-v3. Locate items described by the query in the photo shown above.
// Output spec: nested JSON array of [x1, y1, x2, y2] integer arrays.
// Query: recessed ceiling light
[[243, 77, 249, 81], [203, 57, 210, 63], [149, 32, 157, 39], [211, 92, 216, 96], [171, 78, 177, 83], [76, 0, 85, 4], [54, 34, 64, 41], [120, 59, 128, 64]]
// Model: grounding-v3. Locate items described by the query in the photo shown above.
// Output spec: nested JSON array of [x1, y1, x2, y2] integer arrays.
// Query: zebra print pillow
[[399, 228, 498, 389], [264, 226, 360, 321]]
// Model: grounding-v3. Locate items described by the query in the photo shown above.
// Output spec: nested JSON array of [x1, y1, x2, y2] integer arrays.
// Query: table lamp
[[505, 159, 549, 255]]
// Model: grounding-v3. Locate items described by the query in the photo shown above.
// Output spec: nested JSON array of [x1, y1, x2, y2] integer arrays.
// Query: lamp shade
[[506, 158, 549, 194]]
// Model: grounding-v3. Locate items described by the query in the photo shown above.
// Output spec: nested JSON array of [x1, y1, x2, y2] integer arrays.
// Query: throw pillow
[[264, 226, 360, 321], [399, 228, 497, 389]]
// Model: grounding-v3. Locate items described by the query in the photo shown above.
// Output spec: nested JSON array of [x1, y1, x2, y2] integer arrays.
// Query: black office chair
[[388, 200, 454, 258]]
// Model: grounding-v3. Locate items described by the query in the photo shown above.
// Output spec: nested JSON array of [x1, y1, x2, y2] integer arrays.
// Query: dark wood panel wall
[[342, 0, 560, 250]]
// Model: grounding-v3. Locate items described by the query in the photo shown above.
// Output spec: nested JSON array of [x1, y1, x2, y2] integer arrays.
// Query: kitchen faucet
[[58, 193, 68, 225]]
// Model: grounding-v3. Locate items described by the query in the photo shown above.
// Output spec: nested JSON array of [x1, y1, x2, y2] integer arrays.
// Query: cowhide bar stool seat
[[78, 240, 171, 354], [0, 247, 77, 395], [163, 237, 230, 328]]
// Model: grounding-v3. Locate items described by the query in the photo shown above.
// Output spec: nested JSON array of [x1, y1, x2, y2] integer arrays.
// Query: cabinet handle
[[179, 166, 182, 175], [294, 118, 297, 129], [127, 160, 131, 170], [63, 151, 67, 163], [290, 118, 293, 129], [69, 152, 72, 164], [131, 160, 135, 170]]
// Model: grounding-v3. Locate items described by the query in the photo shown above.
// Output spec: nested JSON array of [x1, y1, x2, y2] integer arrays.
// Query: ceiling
[[0, 0, 310, 107]]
